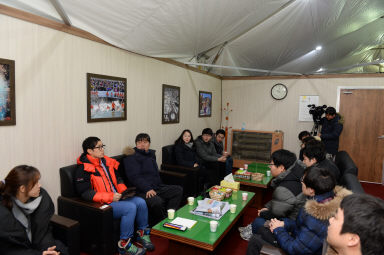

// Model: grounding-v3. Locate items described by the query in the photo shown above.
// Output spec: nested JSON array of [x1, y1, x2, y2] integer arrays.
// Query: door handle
[[378, 135, 384, 139]]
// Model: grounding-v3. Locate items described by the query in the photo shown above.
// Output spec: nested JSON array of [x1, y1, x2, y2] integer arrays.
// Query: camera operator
[[319, 107, 343, 159]]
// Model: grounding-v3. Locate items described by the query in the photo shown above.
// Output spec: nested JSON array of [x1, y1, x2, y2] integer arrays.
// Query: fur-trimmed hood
[[123, 146, 135, 156], [305, 186, 352, 221]]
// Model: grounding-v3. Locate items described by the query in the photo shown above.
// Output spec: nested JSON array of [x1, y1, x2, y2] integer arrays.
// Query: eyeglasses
[[94, 145, 106, 150]]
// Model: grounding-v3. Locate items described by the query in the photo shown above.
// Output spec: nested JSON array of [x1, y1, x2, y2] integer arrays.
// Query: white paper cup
[[242, 192, 248, 201], [244, 164, 248, 170], [230, 204, 237, 213], [167, 209, 175, 219], [187, 197, 194, 205], [210, 220, 218, 232], [266, 170, 271, 177]]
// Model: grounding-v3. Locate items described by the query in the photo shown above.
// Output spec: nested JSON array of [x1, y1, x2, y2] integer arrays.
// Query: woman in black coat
[[0, 165, 68, 255], [174, 129, 200, 168]]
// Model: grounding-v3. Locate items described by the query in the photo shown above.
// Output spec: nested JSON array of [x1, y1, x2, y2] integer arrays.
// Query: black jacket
[[123, 148, 162, 194], [174, 143, 200, 168], [320, 114, 343, 155], [0, 189, 67, 255]]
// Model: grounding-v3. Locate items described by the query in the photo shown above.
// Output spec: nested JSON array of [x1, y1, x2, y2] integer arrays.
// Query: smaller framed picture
[[199, 91, 212, 117], [0, 58, 16, 126], [162, 84, 180, 124], [87, 73, 127, 123]]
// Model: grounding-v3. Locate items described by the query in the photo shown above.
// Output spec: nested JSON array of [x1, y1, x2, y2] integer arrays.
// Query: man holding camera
[[319, 107, 343, 158]]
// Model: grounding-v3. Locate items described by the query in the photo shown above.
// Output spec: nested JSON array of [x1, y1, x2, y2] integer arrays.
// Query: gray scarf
[[12, 196, 42, 242], [185, 142, 193, 149]]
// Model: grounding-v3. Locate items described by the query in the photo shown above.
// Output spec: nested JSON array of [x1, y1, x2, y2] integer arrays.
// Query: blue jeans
[[110, 196, 148, 239], [225, 156, 233, 175], [251, 217, 266, 234]]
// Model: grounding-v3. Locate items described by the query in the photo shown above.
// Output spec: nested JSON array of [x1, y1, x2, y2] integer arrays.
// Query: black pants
[[137, 184, 183, 227], [246, 227, 279, 255], [201, 161, 226, 186]]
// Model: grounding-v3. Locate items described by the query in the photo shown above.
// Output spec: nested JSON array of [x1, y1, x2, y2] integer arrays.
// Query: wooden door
[[339, 89, 384, 183]]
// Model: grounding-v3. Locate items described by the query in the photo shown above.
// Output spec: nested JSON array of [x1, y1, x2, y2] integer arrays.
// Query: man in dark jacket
[[319, 107, 343, 157], [213, 129, 233, 175], [123, 133, 183, 226], [195, 128, 227, 185], [302, 140, 340, 182]]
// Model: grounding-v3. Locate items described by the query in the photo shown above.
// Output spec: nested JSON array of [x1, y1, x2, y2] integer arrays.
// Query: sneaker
[[118, 238, 146, 255], [238, 223, 252, 233], [136, 228, 155, 251], [240, 227, 253, 241]]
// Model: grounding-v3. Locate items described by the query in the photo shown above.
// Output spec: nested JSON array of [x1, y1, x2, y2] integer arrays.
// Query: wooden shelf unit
[[231, 129, 284, 168]]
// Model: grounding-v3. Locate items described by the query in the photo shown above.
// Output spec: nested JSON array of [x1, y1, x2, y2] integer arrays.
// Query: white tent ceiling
[[1, 0, 384, 76]]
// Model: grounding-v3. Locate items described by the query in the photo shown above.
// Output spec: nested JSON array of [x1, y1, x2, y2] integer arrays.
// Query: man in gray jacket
[[195, 128, 227, 186]]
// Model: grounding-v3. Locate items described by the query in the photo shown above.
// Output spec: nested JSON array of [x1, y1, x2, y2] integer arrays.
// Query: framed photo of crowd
[[198, 91, 212, 117], [162, 84, 180, 124], [87, 73, 127, 123], [0, 58, 16, 126]]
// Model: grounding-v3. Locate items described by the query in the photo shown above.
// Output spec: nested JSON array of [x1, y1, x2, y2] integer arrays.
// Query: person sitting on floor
[[213, 129, 233, 175], [75, 136, 153, 255], [239, 149, 305, 241], [195, 128, 227, 185], [246, 166, 351, 255], [325, 193, 384, 255], [123, 133, 183, 227], [0, 165, 68, 255]]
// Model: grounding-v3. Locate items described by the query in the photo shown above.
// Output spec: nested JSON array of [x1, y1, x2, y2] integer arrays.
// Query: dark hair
[[339, 194, 384, 255], [302, 140, 325, 162], [303, 166, 336, 195], [202, 128, 213, 136], [302, 136, 315, 145], [271, 149, 296, 170], [175, 129, 194, 145], [82, 136, 101, 154], [298, 131, 310, 141], [216, 129, 226, 137], [135, 133, 151, 143], [0, 165, 41, 210], [325, 107, 336, 115]]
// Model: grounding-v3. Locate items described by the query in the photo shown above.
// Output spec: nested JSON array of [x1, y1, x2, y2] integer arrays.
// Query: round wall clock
[[271, 83, 288, 100]]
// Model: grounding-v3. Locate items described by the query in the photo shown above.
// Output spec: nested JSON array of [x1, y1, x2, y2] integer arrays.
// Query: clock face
[[271, 83, 288, 100]]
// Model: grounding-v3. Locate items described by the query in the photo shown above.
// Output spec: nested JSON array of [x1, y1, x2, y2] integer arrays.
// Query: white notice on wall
[[299, 96, 319, 121]]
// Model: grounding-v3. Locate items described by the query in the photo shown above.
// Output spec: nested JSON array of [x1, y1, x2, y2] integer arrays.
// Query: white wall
[[222, 76, 384, 156], [0, 15, 221, 205]]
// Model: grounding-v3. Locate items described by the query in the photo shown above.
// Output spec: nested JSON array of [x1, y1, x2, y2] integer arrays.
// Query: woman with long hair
[[174, 129, 200, 168], [0, 165, 68, 255]]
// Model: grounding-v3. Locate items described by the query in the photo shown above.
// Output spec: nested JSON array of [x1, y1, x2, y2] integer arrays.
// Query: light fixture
[[317, 67, 324, 72], [315, 46, 322, 51]]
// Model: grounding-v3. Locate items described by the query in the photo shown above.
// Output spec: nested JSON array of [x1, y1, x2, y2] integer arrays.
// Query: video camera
[[308, 104, 327, 124]]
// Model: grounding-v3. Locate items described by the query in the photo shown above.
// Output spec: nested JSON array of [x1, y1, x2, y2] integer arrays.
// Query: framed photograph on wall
[[162, 84, 180, 124], [0, 58, 16, 126], [87, 73, 127, 123], [199, 91, 212, 117]]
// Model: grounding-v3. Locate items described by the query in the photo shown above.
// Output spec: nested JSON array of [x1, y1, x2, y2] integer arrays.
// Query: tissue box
[[220, 180, 240, 191]]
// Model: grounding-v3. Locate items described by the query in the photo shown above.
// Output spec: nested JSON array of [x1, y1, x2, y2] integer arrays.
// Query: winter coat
[[76, 154, 127, 204], [320, 114, 343, 155], [174, 143, 200, 168], [123, 147, 162, 194], [273, 186, 352, 255], [213, 136, 224, 154], [264, 161, 306, 219], [195, 135, 221, 163], [316, 159, 341, 182], [0, 189, 68, 255]]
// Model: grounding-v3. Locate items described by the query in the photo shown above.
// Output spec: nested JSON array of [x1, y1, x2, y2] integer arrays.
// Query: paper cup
[[210, 220, 218, 232], [167, 209, 175, 219], [187, 197, 194, 205], [266, 170, 271, 177], [242, 192, 248, 201], [230, 204, 237, 213], [244, 164, 248, 170]]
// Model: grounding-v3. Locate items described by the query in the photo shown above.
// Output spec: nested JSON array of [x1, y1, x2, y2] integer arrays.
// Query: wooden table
[[151, 190, 255, 255]]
